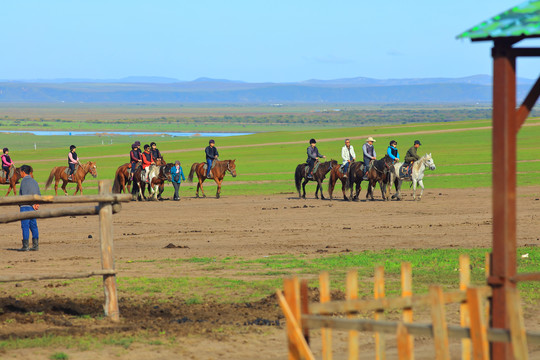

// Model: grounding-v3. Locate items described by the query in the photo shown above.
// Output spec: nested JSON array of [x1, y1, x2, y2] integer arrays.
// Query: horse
[[364, 155, 395, 201], [294, 160, 337, 200], [346, 161, 367, 201], [391, 153, 436, 201], [45, 161, 98, 195], [149, 163, 173, 200], [187, 159, 237, 199], [112, 163, 132, 194], [328, 162, 350, 201], [0, 165, 23, 196], [131, 164, 161, 201]]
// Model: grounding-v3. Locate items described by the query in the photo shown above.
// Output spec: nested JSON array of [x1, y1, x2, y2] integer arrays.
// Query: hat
[[414, 140, 422, 145], [389, 140, 397, 146], [209, 139, 215, 144], [134, 141, 141, 146], [366, 137, 376, 142], [309, 138, 316, 144]]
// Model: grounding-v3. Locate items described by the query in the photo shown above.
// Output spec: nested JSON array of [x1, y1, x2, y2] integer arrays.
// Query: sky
[[0, 0, 538, 82]]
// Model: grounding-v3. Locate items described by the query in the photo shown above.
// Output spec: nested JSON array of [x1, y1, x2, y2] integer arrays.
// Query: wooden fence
[[0, 180, 131, 322], [277, 255, 540, 360]]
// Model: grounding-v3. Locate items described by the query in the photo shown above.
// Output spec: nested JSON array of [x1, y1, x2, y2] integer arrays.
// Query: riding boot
[[18, 239, 29, 252], [68, 175, 72, 181], [307, 173, 314, 180], [30, 238, 39, 251]]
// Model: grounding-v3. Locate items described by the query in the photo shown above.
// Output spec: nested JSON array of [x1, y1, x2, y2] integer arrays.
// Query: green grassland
[[0, 116, 539, 196]]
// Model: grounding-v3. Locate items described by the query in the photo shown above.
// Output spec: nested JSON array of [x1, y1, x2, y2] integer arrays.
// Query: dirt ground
[[1, 186, 540, 359]]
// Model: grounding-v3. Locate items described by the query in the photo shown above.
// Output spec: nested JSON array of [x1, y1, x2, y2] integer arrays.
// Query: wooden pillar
[[490, 40, 517, 360], [99, 180, 120, 321]]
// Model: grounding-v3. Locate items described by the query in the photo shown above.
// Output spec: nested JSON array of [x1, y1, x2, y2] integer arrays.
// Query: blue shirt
[[387, 146, 400, 161], [170, 166, 185, 184]]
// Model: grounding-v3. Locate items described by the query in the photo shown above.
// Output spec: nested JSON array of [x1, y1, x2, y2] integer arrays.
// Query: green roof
[[458, 0, 540, 40]]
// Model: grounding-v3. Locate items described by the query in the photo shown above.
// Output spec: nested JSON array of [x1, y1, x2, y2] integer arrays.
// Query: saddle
[[64, 164, 79, 175], [304, 161, 320, 176], [0, 167, 15, 180], [399, 163, 413, 179], [202, 161, 217, 171]]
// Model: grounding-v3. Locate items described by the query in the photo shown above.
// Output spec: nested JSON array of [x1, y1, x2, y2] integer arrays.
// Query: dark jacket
[[151, 148, 161, 160], [130, 149, 142, 163], [387, 146, 399, 161], [19, 175, 41, 209], [405, 146, 420, 163], [306, 146, 323, 162], [205, 146, 219, 161]]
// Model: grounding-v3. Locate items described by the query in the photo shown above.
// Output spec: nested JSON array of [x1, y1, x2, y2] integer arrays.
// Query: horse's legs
[[301, 179, 307, 199], [328, 175, 334, 200], [341, 179, 348, 201], [215, 178, 222, 199], [199, 179, 206, 198], [318, 180, 325, 200], [379, 180, 387, 201], [417, 179, 425, 200], [60, 180, 67, 196]]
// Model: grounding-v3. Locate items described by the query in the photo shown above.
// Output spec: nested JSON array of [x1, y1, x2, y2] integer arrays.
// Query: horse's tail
[[45, 167, 57, 190], [187, 163, 198, 183], [294, 165, 302, 194], [112, 166, 123, 194]]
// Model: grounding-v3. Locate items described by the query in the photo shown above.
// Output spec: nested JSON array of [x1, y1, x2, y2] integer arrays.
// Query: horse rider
[[405, 140, 422, 166], [341, 139, 356, 178], [306, 138, 326, 180], [68, 145, 82, 181], [387, 140, 400, 163], [129, 142, 143, 180], [141, 144, 155, 181], [150, 142, 162, 162], [362, 137, 377, 179], [2, 148, 14, 181], [205, 139, 219, 179]]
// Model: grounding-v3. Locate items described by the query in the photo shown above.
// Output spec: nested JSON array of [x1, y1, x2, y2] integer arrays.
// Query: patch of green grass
[[49, 352, 69, 360]]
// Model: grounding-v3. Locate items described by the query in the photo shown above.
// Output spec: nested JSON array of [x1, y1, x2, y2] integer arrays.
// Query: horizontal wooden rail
[[0, 269, 116, 283], [0, 194, 131, 206], [510, 273, 540, 283], [309, 287, 492, 315], [302, 316, 540, 345], [0, 204, 122, 224]]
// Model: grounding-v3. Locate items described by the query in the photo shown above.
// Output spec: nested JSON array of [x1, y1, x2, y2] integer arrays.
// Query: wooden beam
[[0, 193, 131, 206], [467, 288, 490, 360], [0, 204, 122, 224], [516, 76, 540, 130], [0, 269, 116, 283], [375, 266, 386, 360], [510, 272, 540, 283], [320, 271, 333, 360], [506, 288, 529, 360], [346, 270, 359, 360], [284, 278, 301, 360], [401, 262, 414, 360], [430, 286, 450, 360], [460, 255, 472, 360]]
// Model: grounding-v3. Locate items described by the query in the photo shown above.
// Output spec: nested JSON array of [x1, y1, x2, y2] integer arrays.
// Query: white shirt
[[341, 145, 356, 164]]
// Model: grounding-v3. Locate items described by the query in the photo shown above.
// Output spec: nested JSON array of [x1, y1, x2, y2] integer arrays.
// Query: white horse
[[136, 164, 161, 201], [391, 153, 436, 200]]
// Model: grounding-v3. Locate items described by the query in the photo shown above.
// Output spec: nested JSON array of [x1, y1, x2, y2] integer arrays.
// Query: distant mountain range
[[0, 75, 535, 103]]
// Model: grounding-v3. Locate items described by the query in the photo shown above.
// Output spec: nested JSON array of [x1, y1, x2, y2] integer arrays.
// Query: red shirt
[[141, 151, 153, 169]]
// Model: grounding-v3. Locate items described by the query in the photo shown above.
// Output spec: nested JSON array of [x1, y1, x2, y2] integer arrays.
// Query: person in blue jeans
[[170, 160, 185, 201], [204, 139, 219, 178], [18, 165, 40, 251]]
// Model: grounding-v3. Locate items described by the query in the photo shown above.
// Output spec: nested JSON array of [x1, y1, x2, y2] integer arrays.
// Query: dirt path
[[1, 186, 539, 359]]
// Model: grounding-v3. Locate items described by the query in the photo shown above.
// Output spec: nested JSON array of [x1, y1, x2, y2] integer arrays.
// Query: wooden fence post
[[346, 270, 359, 360], [374, 266, 386, 360], [320, 271, 333, 360], [401, 262, 414, 360], [460, 254, 472, 360], [506, 288, 528, 360], [467, 287, 489, 360], [284, 277, 302, 360], [484, 253, 491, 329], [300, 279, 310, 344], [397, 322, 413, 360], [430, 285, 450, 360], [98, 180, 119, 322]]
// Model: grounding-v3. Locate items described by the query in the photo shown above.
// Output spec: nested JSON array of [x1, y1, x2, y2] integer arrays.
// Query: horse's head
[[156, 158, 166, 166], [88, 162, 98, 178], [227, 159, 237, 177], [423, 153, 436, 171], [330, 159, 338, 167], [161, 163, 174, 181]]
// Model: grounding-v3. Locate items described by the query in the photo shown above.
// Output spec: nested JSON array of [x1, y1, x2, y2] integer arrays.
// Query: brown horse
[[328, 163, 350, 201], [294, 160, 337, 199], [0, 165, 23, 196], [112, 163, 132, 194], [364, 155, 394, 201], [347, 161, 367, 201], [45, 161, 98, 195], [187, 159, 237, 199]]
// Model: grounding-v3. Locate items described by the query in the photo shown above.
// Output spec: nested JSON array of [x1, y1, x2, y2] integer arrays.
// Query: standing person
[[18, 165, 40, 251], [141, 144, 154, 181], [306, 138, 326, 180], [362, 137, 377, 180], [67, 145, 82, 181], [341, 139, 356, 178], [170, 160, 185, 201], [1, 148, 14, 181], [150, 142, 162, 162], [129, 142, 142, 181], [405, 140, 422, 165], [205, 139, 219, 179], [387, 140, 400, 163]]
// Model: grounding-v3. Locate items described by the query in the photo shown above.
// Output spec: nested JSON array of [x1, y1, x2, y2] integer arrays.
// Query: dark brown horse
[[328, 163, 350, 201], [364, 155, 394, 201], [187, 159, 237, 199], [45, 161, 98, 195], [294, 160, 337, 199], [347, 161, 367, 201], [112, 163, 132, 194], [0, 165, 23, 196]]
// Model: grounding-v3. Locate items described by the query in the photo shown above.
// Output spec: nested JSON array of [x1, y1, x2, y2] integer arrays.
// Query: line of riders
[[304, 137, 423, 180]]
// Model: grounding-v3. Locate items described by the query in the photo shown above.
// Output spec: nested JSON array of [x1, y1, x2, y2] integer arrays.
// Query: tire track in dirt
[[21, 122, 540, 163]]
